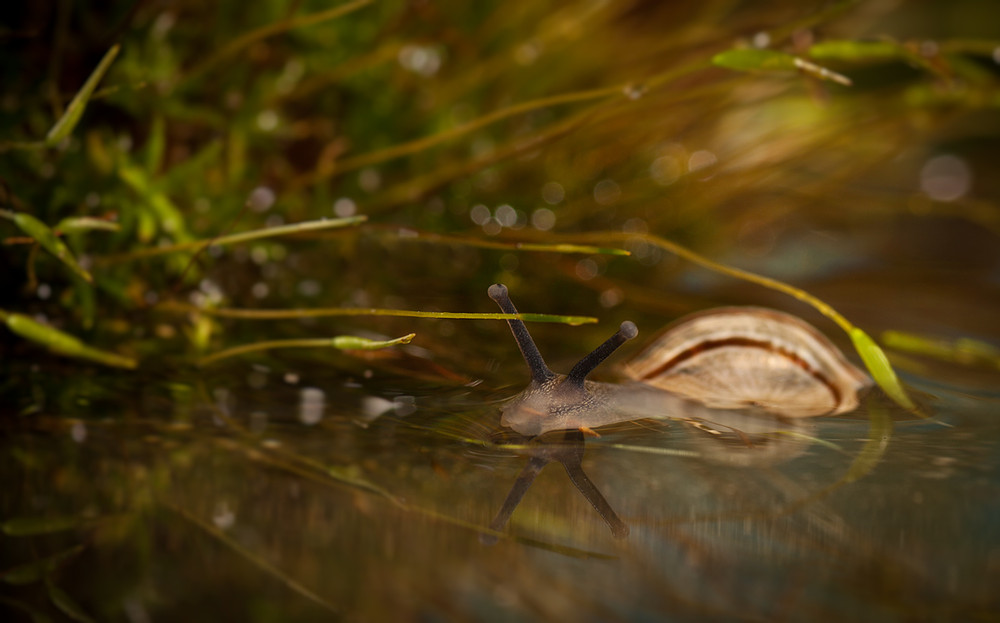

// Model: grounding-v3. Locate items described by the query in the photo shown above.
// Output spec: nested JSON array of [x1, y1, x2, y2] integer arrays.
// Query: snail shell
[[623, 307, 870, 418]]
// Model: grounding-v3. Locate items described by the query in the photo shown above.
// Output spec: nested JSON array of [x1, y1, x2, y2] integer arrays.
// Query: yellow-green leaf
[[46, 44, 120, 146], [851, 328, 916, 411], [11, 213, 93, 283], [2, 312, 137, 369]]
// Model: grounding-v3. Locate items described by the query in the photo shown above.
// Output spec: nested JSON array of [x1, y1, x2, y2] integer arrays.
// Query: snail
[[482, 283, 871, 542], [488, 284, 871, 437]]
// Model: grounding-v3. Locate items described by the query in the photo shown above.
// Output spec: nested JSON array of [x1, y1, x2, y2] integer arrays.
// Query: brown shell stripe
[[636, 336, 843, 409]]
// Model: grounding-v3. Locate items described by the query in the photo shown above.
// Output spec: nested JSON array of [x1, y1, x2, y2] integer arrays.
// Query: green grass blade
[[713, 48, 851, 85], [881, 329, 1000, 370], [1, 311, 137, 369], [184, 0, 373, 83], [384, 228, 629, 256], [103, 215, 368, 262], [808, 39, 902, 60], [45, 44, 120, 146], [198, 333, 416, 366], [182, 304, 597, 326], [118, 163, 190, 242], [8, 213, 93, 283], [53, 216, 121, 234], [211, 216, 367, 247]]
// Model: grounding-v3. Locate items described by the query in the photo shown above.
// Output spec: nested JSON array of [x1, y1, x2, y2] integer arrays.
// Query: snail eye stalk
[[489, 284, 555, 384], [566, 321, 638, 387]]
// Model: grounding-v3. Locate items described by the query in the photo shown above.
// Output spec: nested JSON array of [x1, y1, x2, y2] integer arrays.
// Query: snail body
[[489, 284, 870, 437]]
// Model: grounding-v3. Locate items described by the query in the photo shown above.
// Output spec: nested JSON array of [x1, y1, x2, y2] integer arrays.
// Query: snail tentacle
[[566, 321, 638, 388], [488, 284, 555, 384]]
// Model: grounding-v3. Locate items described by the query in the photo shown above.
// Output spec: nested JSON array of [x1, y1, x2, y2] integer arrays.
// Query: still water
[[2, 317, 998, 621]]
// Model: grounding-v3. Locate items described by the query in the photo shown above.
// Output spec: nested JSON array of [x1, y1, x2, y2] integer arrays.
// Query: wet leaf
[[45, 44, 120, 146], [851, 328, 917, 411], [1, 311, 137, 369], [9, 213, 93, 283], [2, 515, 85, 537], [46, 580, 96, 623], [2, 545, 86, 585]]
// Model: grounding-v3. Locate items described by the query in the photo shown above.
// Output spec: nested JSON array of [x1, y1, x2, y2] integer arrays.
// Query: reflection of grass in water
[[1, 0, 998, 619]]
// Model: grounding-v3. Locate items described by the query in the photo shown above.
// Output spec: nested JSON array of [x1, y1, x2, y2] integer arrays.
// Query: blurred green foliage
[[1, 0, 999, 371]]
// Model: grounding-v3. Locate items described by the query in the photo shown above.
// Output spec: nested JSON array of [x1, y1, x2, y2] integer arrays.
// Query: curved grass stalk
[[570, 231, 918, 413], [100, 215, 366, 263], [378, 227, 629, 256], [182, 0, 373, 85], [322, 86, 622, 176], [197, 333, 416, 366], [295, 56, 711, 190], [329, 98, 614, 205]]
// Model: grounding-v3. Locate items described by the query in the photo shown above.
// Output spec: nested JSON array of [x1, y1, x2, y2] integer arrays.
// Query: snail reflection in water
[[482, 284, 871, 542]]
